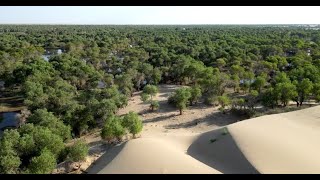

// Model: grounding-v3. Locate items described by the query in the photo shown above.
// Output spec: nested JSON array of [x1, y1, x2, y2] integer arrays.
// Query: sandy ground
[[228, 105, 320, 174], [84, 84, 320, 174], [118, 84, 242, 134]]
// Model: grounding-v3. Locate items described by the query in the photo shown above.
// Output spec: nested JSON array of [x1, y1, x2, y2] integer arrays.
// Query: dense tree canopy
[[1, 24, 320, 173]]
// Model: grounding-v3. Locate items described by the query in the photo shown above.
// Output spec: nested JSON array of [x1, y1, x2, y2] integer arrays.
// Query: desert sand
[[228, 105, 320, 174], [86, 85, 320, 174]]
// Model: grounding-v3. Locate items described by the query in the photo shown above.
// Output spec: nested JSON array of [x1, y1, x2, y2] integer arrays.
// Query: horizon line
[[0, 23, 319, 26]]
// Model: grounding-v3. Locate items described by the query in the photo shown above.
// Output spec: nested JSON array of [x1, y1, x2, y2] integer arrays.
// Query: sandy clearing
[[118, 84, 241, 134]]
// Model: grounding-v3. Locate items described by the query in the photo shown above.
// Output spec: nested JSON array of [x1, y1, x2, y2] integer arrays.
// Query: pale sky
[[0, 6, 320, 25]]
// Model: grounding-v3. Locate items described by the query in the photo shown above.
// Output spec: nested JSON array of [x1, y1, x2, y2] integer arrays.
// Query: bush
[[66, 140, 89, 162], [141, 85, 159, 111], [150, 100, 160, 111], [17, 134, 35, 156], [0, 129, 21, 174], [122, 111, 143, 137], [31, 126, 65, 158], [101, 115, 125, 142], [28, 148, 56, 174], [0, 152, 21, 174], [204, 96, 218, 106], [230, 108, 256, 118], [27, 109, 71, 141], [217, 95, 231, 109], [169, 87, 191, 115], [189, 85, 202, 105]]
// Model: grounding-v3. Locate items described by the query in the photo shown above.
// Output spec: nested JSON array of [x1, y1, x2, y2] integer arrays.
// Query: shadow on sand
[[165, 111, 246, 130], [187, 128, 259, 174], [86, 142, 126, 174]]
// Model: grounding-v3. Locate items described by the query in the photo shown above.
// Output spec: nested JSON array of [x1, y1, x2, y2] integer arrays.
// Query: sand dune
[[88, 137, 220, 174], [87, 128, 258, 174], [87, 89, 320, 174], [228, 105, 320, 174]]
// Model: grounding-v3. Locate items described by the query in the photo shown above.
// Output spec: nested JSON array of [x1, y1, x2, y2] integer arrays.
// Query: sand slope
[[88, 137, 220, 174], [87, 128, 259, 174], [228, 105, 320, 174]]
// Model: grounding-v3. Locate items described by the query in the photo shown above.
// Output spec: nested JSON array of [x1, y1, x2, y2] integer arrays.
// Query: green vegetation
[[66, 140, 89, 162], [218, 95, 231, 113], [101, 114, 125, 142], [101, 111, 142, 141], [189, 85, 202, 105], [140, 85, 159, 111], [1, 25, 320, 173], [169, 87, 192, 115], [122, 111, 143, 138], [28, 148, 56, 174]]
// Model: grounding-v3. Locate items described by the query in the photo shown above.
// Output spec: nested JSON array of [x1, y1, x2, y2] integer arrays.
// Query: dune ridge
[[87, 95, 320, 174]]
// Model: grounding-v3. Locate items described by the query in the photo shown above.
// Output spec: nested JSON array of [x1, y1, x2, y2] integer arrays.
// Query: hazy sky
[[0, 6, 320, 24]]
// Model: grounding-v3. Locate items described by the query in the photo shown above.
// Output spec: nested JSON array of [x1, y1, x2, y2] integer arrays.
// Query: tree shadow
[[138, 99, 177, 115], [86, 142, 126, 174], [187, 128, 259, 174], [143, 114, 177, 124], [165, 111, 246, 130]]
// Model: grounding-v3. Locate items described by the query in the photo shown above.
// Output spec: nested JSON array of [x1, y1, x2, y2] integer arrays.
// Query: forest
[[1, 25, 320, 174]]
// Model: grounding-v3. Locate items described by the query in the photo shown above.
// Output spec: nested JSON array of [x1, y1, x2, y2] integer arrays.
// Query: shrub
[[66, 140, 89, 162], [204, 96, 217, 106], [28, 148, 56, 174], [122, 111, 143, 137], [141, 85, 159, 111], [217, 95, 231, 109], [27, 109, 71, 141], [101, 115, 125, 142], [31, 126, 65, 157], [189, 85, 202, 105], [150, 100, 160, 111], [169, 87, 191, 115]]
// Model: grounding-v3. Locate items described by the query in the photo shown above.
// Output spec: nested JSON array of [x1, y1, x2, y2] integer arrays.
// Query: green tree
[[230, 74, 240, 92], [0, 130, 21, 174], [27, 108, 71, 141], [188, 85, 202, 105], [293, 78, 313, 106], [275, 82, 298, 107], [169, 87, 191, 115], [141, 85, 159, 111], [30, 126, 65, 157], [252, 76, 266, 93], [151, 67, 162, 85], [101, 114, 125, 142], [122, 111, 143, 138], [217, 95, 231, 113], [28, 148, 56, 174], [261, 87, 278, 108], [216, 58, 227, 71]]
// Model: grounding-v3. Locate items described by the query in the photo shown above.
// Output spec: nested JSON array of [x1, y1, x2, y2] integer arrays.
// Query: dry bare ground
[[118, 84, 242, 135]]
